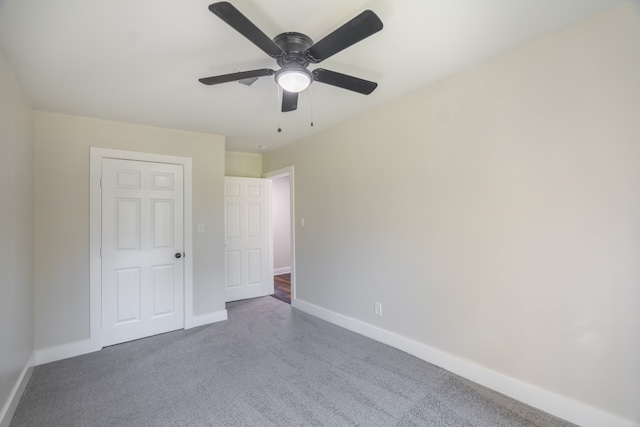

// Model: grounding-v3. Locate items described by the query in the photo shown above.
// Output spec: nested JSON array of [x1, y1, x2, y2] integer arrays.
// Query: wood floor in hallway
[[272, 273, 291, 304]]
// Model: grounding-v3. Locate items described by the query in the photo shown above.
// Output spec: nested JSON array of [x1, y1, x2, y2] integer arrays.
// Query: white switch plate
[[197, 223, 205, 233], [375, 302, 382, 316], [300, 218, 305, 227]]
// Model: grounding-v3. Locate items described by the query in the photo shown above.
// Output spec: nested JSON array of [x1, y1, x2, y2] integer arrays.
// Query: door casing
[[89, 148, 193, 350], [263, 166, 296, 304]]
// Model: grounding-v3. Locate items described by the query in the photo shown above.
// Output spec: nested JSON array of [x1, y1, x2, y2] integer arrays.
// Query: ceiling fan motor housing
[[274, 32, 314, 68]]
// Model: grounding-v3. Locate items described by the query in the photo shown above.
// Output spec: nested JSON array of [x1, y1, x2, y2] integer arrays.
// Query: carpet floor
[[11, 297, 575, 426]]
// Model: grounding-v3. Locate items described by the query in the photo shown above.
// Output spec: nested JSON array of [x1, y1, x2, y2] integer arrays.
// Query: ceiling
[[0, 0, 628, 153]]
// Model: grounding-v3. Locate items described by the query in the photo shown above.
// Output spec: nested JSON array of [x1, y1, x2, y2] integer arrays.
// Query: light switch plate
[[375, 302, 382, 316]]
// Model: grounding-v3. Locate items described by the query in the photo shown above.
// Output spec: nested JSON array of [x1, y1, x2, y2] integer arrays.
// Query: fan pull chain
[[309, 85, 314, 128], [276, 85, 282, 133]]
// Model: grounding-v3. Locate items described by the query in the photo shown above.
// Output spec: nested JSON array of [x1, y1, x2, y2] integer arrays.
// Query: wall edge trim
[[273, 267, 291, 275], [34, 339, 98, 366], [0, 353, 35, 427], [291, 298, 638, 427], [33, 307, 228, 366], [185, 309, 227, 329]]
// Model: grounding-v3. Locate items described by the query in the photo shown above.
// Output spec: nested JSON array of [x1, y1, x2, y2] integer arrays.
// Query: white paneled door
[[224, 177, 270, 302], [101, 158, 184, 346]]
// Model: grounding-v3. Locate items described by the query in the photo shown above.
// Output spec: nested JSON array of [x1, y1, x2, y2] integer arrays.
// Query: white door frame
[[263, 166, 296, 303], [89, 147, 193, 351]]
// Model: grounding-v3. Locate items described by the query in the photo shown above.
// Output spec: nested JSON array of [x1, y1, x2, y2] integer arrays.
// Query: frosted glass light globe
[[276, 69, 312, 93]]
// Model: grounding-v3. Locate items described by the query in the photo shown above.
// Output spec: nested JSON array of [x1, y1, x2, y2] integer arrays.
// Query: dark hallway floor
[[272, 273, 291, 304]]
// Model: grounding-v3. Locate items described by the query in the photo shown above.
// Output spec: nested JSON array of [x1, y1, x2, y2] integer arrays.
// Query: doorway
[[264, 166, 295, 305]]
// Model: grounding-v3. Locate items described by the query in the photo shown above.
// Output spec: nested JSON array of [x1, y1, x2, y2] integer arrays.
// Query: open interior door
[[224, 177, 270, 302]]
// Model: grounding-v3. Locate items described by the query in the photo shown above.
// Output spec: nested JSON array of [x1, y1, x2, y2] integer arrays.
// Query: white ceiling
[[0, 0, 628, 152]]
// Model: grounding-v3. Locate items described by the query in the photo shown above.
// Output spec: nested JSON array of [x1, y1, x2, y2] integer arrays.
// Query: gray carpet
[[11, 297, 575, 426]]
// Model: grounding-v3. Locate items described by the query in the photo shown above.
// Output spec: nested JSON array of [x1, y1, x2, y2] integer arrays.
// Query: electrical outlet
[[374, 302, 382, 316]]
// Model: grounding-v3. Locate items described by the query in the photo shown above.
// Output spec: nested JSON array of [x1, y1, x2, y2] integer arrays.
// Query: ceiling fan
[[199, 2, 383, 113]]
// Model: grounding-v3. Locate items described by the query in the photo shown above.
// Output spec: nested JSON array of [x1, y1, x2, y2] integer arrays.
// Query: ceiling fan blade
[[312, 68, 377, 95], [209, 2, 284, 58], [199, 68, 275, 85], [282, 90, 298, 112], [305, 10, 383, 63]]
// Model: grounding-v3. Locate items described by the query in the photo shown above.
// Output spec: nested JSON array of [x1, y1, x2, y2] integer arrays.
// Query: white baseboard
[[35, 309, 227, 366], [34, 339, 98, 366], [273, 267, 291, 275], [185, 309, 227, 329], [0, 353, 34, 427], [292, 299, 639, 427]]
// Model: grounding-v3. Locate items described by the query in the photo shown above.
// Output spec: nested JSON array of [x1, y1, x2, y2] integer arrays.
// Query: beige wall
[[264, 4, 640, 423], [225, 151, 262, 177], [34, 112, 226, 350], [0, 51, 34, 419]]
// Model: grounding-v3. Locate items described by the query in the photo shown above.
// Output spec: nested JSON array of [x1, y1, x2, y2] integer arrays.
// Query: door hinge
[[100, 178, 103, 188], [100, 247, 102, 257]]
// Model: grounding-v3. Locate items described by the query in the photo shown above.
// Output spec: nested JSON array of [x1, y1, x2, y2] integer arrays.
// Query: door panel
[[226, 203, 241, 238], [225, 251, 241, 288], [152, 264, 174, 316], [247, 203, 262, 237], [115, 268, 140, 323], [151, 199, 173, 248], [116, 199, 140, 250], [224, 177, 270, 302], [248, 249, 262, 284], [102, 158, 184, 346]]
